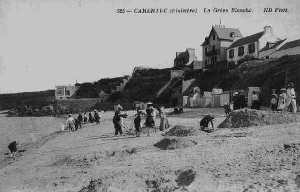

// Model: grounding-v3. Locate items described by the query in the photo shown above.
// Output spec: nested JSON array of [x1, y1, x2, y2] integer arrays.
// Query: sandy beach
[[0, 108, 300, 192]]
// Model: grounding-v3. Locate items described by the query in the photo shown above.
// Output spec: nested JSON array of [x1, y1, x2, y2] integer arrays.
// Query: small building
[[174, 48, 198, 68], [189, 92, 202, 108], [259, 39, 287, 59], [98, 90, 110, 103], [211, 88, 223, 107], [203, 91, 212, 107], [55, 85, 78, 100], [268, 39, 300, 59], [220, 91, 231, 107]]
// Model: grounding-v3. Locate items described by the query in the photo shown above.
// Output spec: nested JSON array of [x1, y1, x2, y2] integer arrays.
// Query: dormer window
[[230, 32, 235, 38]]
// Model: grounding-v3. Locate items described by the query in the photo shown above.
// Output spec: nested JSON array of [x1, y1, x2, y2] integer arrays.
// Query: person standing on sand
[[66, 114, 75, 131], [239, 90, 247, 109], [251, 91, 260, 110], [83, 112, 88, 123], [277, 88, 287, 112], [134, 110, 142, 137], [88, 112, 94, 123], [145, 102, 156, 136], [157, 106, 169, 131], [270, 90, 278, 111], [77, 112, 82, 129], [113, 105, 123, 136], [285, 82, 297, 113], [233, 92, 240, 110], [94, 110, 100, 124]]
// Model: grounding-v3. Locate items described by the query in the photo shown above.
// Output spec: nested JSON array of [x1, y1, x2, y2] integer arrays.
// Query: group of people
[[270, 82, 297, 113], [66, 110, 101, 131], [113, 102, 170, 137], [232, 90, 247, 110]]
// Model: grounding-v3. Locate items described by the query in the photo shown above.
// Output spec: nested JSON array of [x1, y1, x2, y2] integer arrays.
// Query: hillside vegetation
[[219, 55, 300, 105], [108, 68, 171, 103], [75, 76, 128, 98], [0, 90, 55, 110]]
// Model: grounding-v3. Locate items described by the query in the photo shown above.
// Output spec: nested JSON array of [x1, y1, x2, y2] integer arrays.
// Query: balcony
[[205, 49, 220, 56]]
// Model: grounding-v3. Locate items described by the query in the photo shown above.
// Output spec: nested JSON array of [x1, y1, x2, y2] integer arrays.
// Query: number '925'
[[117, 9, 125, 13]]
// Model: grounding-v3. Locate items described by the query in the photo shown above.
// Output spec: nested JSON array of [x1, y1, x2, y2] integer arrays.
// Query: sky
[[0, 0, 299, 93]]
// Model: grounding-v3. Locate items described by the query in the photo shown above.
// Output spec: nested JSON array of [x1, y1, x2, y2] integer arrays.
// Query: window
[[266, 56, 269, 59], [66, 90, 70, 96], [205, 48, 208, 53], [212, 45, 216, 50], [248, 43, 255, 54], [205, 60, 207, 67], [211, 56, 217, 65], [229, 49, 234, 59], [238, 46, 244, 56], [213, 35, 216, 40], [57, 88, 63, 95]]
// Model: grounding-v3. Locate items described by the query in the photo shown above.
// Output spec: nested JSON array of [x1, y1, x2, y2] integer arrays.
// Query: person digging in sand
[[8, 140, 21, 159], [199, 115, 215, 132]]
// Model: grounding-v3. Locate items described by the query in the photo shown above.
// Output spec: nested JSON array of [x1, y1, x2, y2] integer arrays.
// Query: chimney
[[263, 26, 273, 34]]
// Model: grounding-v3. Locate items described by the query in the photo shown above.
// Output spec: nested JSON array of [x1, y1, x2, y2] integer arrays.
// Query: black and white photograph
[[0, 0, 300, 191]]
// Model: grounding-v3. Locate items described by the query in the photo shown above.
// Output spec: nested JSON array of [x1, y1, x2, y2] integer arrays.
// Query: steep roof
[[202, 26, 243, 46], [259, 39, 286, 52], [212, 26, 243, 40], [228, 31, 264, 49], [277, 39, 300, 51]]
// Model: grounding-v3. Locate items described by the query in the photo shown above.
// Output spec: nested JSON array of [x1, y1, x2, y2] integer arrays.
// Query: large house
[[227, 26, 281, 64], [202, 25, 242, 69], [55, 85, 78, 100]]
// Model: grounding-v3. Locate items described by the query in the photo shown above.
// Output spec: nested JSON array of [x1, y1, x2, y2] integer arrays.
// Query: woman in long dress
[[277, 88, 287, 112], [157, 106, 169, 131]]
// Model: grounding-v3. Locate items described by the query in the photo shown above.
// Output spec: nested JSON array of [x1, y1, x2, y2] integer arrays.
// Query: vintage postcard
[[0, 0, 299, 191]]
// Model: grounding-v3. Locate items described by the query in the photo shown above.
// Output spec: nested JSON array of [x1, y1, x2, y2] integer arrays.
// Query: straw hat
[[116, 104, 123, 110], [280, 88, 286, 91]]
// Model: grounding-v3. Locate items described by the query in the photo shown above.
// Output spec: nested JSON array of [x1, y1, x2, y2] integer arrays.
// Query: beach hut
[[211, 88, 223, 107], [182, 96, 189, 107], [189, 92, 202, 108], [247, 87, 261, 107], [203, 91, 212, 107], [220, 91, 231, 107]]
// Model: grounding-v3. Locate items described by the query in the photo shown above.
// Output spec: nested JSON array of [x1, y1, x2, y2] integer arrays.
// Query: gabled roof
[[175, 50, 189, 59], [277, 39, 300, 51], [259, 39, 286, 52], [212, 88, 223, 94], [228, 31, 264, 49], [212, 26, 242, 40], [202, 26, 243, 46]]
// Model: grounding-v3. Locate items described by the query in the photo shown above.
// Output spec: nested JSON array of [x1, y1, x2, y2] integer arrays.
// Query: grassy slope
[[0, 90, 55, 110]]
